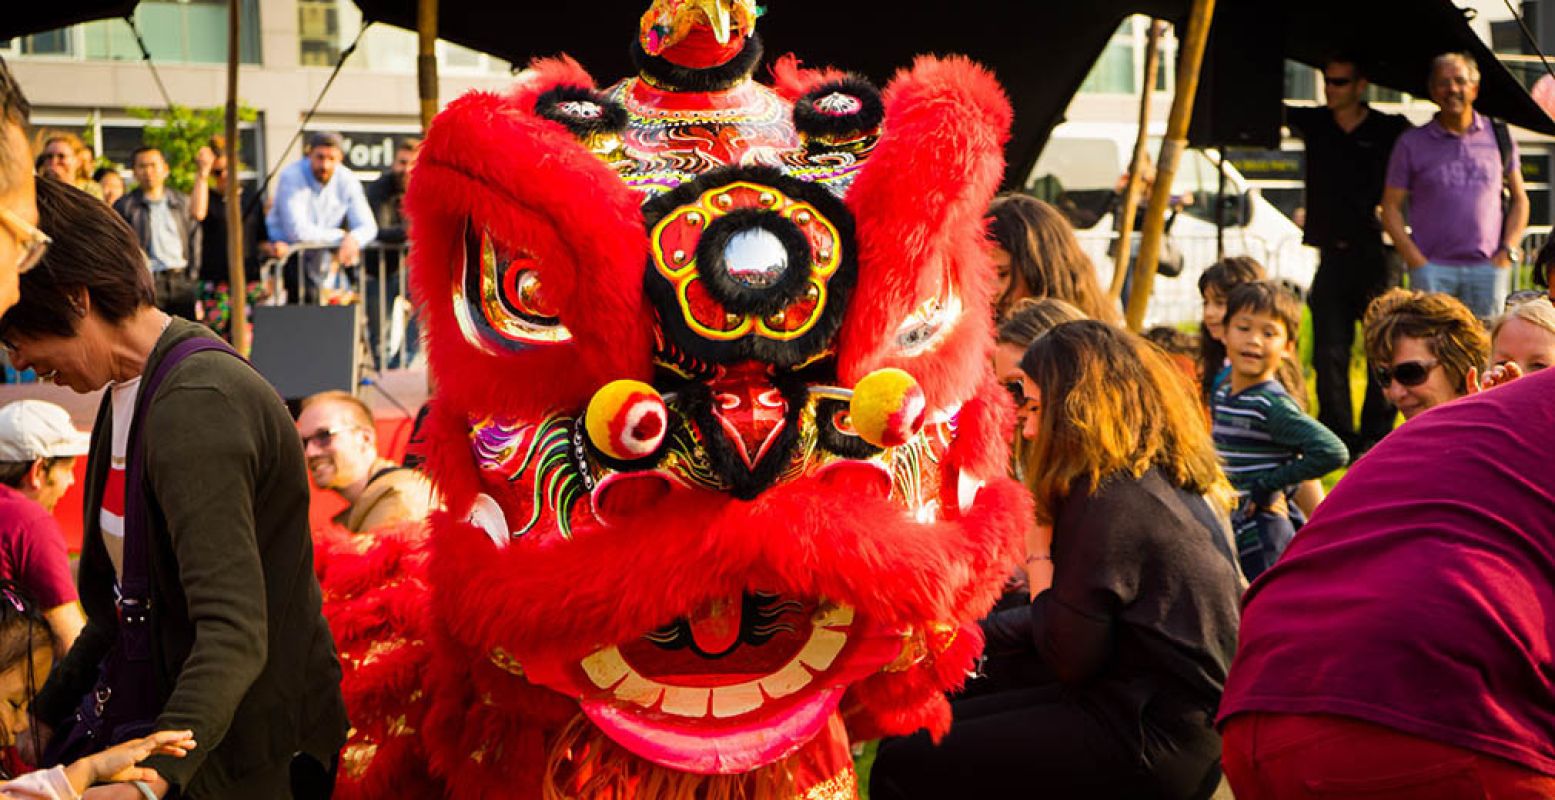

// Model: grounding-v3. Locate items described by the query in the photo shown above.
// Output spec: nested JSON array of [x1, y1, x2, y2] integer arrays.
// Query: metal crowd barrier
[[1518, 227, 1550, 291], [1073, 230, 1319, 327], [257, 241, 416, 371], [1079, 227, 1554, 327]]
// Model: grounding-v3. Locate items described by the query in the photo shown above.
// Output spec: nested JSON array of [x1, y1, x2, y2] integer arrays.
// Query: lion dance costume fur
[[320, 1, 1029, 796]]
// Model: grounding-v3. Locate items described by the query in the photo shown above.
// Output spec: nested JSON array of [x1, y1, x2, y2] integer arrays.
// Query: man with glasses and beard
[[0, 57, 44, 317], [1286, 54, 1411, 459], [295, 390, 433, 534]]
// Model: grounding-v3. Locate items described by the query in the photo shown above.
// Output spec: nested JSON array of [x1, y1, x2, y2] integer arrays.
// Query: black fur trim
[[793, 77, 884, 141], [814, 398, 883, 459], [643, 166, 858, 369], [694, 209, 812, 317], [630, 34, 764, 92], [679, 372, 809, 500], [534, 85, 628, 139]]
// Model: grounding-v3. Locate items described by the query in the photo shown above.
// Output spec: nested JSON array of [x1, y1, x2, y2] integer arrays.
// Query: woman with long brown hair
[[987, 193, 1121, 323], [872, 321, 1243, 800]]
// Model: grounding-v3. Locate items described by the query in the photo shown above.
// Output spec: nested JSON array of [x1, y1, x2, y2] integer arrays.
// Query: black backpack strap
[[120, 336, 242, 603], [1492, 119, 1513, 179]]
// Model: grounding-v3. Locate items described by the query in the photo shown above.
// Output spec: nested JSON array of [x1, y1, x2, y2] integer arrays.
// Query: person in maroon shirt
[[1218, 367, 1555, 797], [0, 400, 87, 655]]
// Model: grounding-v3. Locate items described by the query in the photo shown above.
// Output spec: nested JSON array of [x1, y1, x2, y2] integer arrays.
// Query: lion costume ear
[[835, 56, 1012, 415], [407, 59, 655, 423]]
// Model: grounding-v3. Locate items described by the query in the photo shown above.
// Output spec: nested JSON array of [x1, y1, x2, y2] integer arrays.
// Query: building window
[[7, 0, 261, 64], [297, 0, 510, 74], [1284, 61, 1317, 103], [298, 0, 343, 67], [1079, 21, 1139, 96]]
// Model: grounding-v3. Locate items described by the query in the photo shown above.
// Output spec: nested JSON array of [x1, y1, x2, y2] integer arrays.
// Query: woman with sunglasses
[[991, 297, 1087, 476], [1362, 288, 1489, 421], [872, 321, 1243, 800]]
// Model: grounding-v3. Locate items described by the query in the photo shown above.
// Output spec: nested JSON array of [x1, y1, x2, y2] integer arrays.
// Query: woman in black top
[[871, 321, 1244, 800]]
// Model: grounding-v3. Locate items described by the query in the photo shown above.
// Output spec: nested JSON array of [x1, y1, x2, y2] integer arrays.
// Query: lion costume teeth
[[321, 5, 1027, 798]]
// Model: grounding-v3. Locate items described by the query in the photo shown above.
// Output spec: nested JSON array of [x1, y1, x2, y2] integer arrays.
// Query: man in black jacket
[[1286, 55, 1411, 458], [115, 147, 211, 321]]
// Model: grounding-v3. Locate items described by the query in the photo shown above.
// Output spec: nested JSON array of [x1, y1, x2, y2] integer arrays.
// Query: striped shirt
[[1212, 379, 1348, 499]]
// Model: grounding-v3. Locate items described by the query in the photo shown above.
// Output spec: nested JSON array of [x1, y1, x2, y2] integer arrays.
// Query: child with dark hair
[[1197, 257, 1267, 401], [0, 581, 195, 798], [1213, 282, 1348, 579]]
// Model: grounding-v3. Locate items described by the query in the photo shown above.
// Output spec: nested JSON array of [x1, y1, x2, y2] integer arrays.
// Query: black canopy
[[11, 1, 1551, 184], [349, 0, 1555, 184], [1, 1, 139, 42]]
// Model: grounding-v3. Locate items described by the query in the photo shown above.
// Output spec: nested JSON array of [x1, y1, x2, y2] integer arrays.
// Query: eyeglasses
[[1374, 359, 1439, 388], [301, 425, 360, 449], [1323, 76, 1355, 87], [0, 207, 51, 275], [1505, 289, 1549, 311]]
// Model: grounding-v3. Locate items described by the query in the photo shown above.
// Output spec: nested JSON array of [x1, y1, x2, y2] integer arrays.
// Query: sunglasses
[[1003, 380, 1027, 408], [1374, 359, 1439, 388], [1323, 76, 1356, 87], [301, 425, 360, 449], [0, 207, 51, 275], [1505, 289, 1549, 310]]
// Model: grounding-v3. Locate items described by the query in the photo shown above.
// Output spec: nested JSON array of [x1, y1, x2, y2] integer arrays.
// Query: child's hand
[[66, 730, 196, 792], [1465, 362, 1523, 396]]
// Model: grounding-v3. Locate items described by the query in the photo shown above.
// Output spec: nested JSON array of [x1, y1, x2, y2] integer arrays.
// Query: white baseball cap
[[0, 400, 91, 462]]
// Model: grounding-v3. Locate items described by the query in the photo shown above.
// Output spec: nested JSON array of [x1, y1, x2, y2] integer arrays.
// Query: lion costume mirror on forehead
[[320, 1, 1030, 796]]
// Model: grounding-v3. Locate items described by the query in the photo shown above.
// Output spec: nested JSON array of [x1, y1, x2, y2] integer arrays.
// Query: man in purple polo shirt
[[1381, 52, 1529, 320]]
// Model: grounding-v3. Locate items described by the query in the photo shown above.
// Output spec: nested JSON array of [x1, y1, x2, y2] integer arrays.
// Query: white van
[[1027, 122, 1317, 326]]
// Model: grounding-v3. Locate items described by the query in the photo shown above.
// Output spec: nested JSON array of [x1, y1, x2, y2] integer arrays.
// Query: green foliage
[[127, 104, 256, 193]]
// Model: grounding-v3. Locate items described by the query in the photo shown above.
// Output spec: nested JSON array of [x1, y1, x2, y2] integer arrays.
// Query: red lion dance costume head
[[327, 1, 1028, 796]]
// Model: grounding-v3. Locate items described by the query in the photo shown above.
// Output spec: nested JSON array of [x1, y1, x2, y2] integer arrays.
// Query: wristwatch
[[1498, 244, 1523, 262]]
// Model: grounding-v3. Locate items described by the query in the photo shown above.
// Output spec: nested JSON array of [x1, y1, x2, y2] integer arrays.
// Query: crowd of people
[[9, 122, 420, 373], [868, 48, 1555, 800], [0, 36, 1551, 800]]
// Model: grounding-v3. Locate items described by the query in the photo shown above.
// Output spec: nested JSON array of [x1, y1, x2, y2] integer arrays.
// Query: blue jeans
[[1409, 262, 1510, 319]]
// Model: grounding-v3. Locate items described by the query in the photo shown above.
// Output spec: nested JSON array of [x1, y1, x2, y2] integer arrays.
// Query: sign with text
[[305, 130, 419, 174]]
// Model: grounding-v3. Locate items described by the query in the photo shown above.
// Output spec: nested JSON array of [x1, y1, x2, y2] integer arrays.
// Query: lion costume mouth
[[523, 593, 901, 774]]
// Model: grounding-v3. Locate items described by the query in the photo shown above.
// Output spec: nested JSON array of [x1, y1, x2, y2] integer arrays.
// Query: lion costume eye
[[452, 221, 573, 353]]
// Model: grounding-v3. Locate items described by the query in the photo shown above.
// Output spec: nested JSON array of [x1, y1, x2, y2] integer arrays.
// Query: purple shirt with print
[[1384, 111, 1517, 266]]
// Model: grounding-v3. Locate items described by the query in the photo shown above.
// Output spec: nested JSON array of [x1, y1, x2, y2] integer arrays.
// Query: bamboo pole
[[1125, 0, 1216, 331], [1108, 19, 1165, 301], [417, 0, 439, 132], [225, 0, 248, 355]]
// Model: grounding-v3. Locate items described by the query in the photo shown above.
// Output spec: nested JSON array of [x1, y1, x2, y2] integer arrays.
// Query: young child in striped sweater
[[1212, 282, 1348, 580]]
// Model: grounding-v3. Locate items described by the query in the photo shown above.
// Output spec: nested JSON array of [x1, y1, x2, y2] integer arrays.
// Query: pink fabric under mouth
[[580, 685, 844, 774]]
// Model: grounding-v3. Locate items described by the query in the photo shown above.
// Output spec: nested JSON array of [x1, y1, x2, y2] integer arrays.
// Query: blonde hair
[[300, 390, 375, 431], [1492, 296, 1555, 342], [1019, 320, 1229, 523]]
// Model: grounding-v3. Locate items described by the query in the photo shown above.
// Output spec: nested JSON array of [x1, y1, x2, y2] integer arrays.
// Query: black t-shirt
[[1287, 104, 1412, 248], [982, 468, 1243, 743], [199, 189, 265, 284]]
